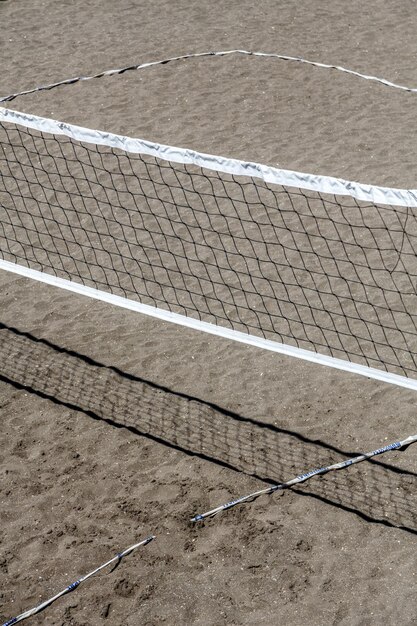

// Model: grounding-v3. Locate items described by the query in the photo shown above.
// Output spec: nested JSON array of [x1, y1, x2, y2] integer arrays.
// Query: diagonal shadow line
[[0, 322, 413, 476], [2, 370, 417, 538], [0, 372, 265, 478], [1, 321, 417, 534]]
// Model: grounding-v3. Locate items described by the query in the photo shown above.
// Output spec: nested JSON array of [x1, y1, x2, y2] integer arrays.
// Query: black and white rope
[[2, 434, 416, 623], [1, 49, 417, 104], [1, 536, 155, 626], [191, 434, 417, 522]]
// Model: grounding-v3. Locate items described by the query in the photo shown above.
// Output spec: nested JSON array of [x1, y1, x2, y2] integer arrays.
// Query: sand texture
[[1, 1, 417, 624]]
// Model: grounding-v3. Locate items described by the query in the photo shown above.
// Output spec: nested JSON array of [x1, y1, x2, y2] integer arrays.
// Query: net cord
[[1, 106, 417, 208], [1, 49, 417, 104]]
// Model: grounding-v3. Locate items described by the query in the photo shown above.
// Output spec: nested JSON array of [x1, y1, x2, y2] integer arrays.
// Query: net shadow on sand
[[1, 320, 417, 533]]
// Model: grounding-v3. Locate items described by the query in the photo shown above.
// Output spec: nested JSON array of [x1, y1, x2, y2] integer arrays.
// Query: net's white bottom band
[[1, 258, 416, 392]]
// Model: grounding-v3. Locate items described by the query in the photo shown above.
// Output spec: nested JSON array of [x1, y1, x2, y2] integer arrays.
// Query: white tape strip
[[1, 106, 417, 208], [1, 259, 417, 391]]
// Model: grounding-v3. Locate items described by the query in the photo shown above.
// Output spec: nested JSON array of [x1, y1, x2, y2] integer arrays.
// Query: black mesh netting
[[1, 122, 417, 377]]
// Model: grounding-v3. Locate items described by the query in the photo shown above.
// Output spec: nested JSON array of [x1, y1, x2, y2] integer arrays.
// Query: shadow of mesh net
[[1, 322, 417, 531]]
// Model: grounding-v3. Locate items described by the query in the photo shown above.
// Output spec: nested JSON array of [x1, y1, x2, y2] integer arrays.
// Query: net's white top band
[[1, 106, 417, 209]]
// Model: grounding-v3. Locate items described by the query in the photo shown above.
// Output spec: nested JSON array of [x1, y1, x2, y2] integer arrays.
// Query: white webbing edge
[[1, 259, 417, 392], [1, 106, 417, 208]]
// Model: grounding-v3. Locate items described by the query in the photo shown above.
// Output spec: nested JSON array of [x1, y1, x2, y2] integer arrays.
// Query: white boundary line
[[1, 258, 417, 391], [1, 106, 417, 208]]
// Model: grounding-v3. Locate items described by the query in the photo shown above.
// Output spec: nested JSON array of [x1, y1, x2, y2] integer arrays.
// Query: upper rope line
[[1, 49, 417, 104]]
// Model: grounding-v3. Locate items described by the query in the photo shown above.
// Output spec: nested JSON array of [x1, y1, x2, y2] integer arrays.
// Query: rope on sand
[[2, 434, 417, 622], [1, 49, 417, 103], [1, 535, 155, 626], [191, 434, 417, 522]]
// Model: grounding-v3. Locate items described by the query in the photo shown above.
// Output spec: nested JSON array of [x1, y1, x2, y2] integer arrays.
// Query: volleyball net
[[1, 106, 417, 389]]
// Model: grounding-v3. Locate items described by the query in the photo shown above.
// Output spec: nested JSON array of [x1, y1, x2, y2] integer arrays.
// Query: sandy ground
[[1, 1, 417, 624]]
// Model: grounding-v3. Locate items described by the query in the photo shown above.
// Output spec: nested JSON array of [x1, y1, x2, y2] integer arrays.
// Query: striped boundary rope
[[1, 49, 417, 104], [2, 434, 416, 624], [191, 433, 417, 522], [1, 536, 155, 626]]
